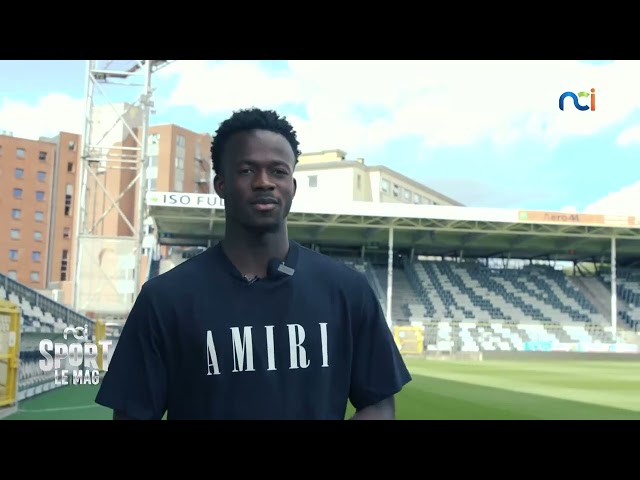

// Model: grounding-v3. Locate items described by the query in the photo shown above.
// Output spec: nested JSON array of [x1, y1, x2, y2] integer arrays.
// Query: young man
[[95, 107, 412, 420]]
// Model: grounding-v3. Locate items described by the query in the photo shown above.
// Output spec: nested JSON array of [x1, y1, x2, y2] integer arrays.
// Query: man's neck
[[221, 228, 290, 278]]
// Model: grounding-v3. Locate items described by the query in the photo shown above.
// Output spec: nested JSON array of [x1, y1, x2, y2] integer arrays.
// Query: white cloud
[[4, 60, 640, 160], [0, 93, 84, 140], [161, 60, 640, 155], [560, 206, 578, 213], [616, 124, 640, 146], [584, 181, 640, 216], [161, 61, 303, 115]]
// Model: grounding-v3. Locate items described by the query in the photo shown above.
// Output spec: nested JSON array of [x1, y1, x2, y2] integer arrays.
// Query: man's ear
[[213, 174, 225, 199], [293, 177, 297, 197]]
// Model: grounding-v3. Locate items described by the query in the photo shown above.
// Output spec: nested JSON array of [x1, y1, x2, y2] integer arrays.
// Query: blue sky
[[1, 60, 639, 213]]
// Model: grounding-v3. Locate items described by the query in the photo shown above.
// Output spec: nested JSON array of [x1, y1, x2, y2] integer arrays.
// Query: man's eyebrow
[[238, 159, 291, 168]]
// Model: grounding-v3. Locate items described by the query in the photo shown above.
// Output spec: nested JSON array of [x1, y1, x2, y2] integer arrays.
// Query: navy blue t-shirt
[[95, 241, 412, 420]]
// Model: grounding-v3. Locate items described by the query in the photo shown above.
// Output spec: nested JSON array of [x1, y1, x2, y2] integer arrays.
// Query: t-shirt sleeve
[[349, 278, 412, 411], [94, 285, 168, 419]]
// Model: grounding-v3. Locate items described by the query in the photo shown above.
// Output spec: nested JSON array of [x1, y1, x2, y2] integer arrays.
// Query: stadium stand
[[146, 249, 640, 354], [144, 191, 640, 357], [357, 257, 628, 352], [601, 267, 640, 332], [0, 272, 95, 403], [3, 191, 638, 415]]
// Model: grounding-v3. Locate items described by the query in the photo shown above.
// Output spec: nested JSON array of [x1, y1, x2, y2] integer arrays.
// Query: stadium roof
[[146, 192, 640, 266]]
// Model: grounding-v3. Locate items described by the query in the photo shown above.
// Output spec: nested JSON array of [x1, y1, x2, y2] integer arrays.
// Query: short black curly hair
[[210, 107, 301, 175]]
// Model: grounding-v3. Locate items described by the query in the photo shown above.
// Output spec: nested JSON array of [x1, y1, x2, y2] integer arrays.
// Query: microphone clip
[[243, 275, 259, 285], [276, 263, 295, 276]]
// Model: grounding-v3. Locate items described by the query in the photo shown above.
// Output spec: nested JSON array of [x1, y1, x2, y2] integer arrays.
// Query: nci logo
[[559, 88, 596, 111], [39, 324, 112, 386]]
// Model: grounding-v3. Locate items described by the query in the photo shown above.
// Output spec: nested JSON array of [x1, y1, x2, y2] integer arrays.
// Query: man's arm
[[94, 284, 169, 420], [349, 396, 395, 420], [348, 277, 412, 419]]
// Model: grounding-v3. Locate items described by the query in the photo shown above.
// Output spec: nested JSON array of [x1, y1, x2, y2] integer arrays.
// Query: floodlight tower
[[72, 60, 174, 319]]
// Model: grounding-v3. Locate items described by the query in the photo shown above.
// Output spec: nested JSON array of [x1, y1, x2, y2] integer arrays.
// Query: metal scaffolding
[[72, 60, 173, 318]]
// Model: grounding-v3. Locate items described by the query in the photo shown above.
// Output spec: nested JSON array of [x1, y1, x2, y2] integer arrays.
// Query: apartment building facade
[[0, 132, 80, 291], [1, 121, 212, 299], [295, 149, 463, 207], [147, 124, 213, 195]]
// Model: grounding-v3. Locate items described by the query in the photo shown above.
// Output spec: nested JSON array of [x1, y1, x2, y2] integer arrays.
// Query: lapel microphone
[[267, 257, 295, 278], [243, 258, 295, 285]]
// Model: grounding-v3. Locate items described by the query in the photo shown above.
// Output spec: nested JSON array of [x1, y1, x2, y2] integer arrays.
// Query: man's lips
[[253, 203, 277, 211], [252, 197, 278, 204], [251, 198, 279, 211]]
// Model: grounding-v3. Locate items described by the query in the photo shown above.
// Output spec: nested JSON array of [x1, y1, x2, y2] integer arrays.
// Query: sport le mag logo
[[38, 325, 113, 386]]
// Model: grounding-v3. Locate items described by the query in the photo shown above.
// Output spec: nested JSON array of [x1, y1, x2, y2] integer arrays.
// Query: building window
[[11, 208, 21, 219], [7, 270, 16, 280], [67, 162, 74, 172], [16, 148, 25, 159], [30, 271, 39, 282], [10, 229, 20, 240], [39, 151, 47, 161], [64, 184, 73, 216], [13, 188, 22, 199], [35, 211, 44, 222], [32, 251, 41, 262], [308, 175, 318, 188], [34, 231, 43, 241], [63, 227, 70, 239], [174, 153, 184, 191], [37, 171, 46, 182], [60, 250, 69, 281], [392, 184, 399, 197], [357, 174, 361, 189], [381, 179, 390, 193], [15, 168, 24, 179], [403, 189, 411, 201], [36, 191, 45, 201], [9, 249, 18, 261]]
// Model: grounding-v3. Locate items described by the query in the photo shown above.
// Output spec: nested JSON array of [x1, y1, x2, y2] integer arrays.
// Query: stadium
[[1, 187, 639, 420], [1, 60, 639, 420]]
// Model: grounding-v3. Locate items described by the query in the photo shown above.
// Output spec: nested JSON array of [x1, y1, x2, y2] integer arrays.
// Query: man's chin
[[244, 219, 282, 234]]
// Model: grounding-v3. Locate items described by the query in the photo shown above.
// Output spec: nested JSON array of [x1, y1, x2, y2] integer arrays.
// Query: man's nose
[[253, 170, 275, 189]]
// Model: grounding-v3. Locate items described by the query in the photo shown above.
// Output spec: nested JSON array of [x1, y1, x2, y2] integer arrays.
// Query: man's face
[[213, 129, 297, 234]]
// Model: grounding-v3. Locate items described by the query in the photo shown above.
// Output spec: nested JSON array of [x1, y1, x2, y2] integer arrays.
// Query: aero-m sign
[[559, 88, 596, 111], [39, 325, 112, 386]]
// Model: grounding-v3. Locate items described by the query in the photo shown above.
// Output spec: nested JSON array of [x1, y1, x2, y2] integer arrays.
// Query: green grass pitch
[[3, 357, 639, 420]]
